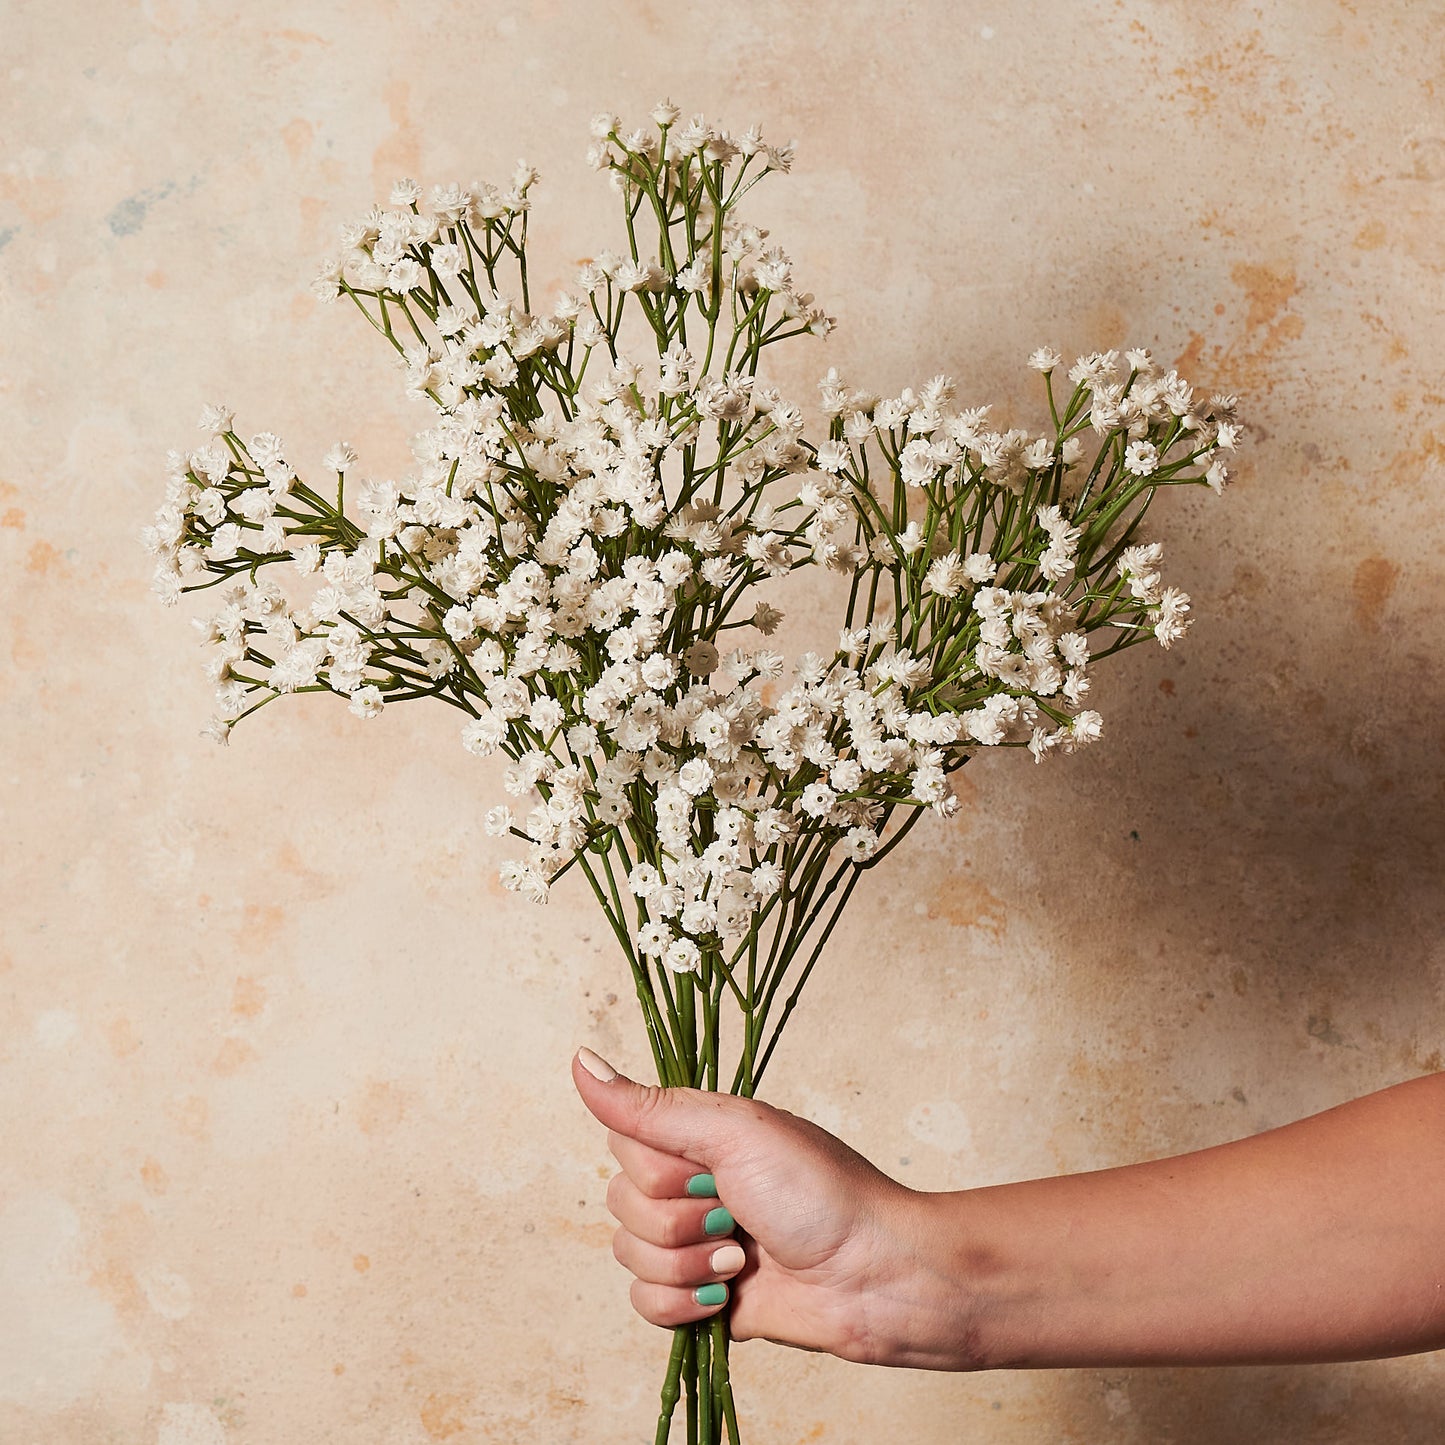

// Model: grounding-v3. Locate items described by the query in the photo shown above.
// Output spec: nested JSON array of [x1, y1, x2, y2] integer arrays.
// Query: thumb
[[571, 1048, 742, 1168]]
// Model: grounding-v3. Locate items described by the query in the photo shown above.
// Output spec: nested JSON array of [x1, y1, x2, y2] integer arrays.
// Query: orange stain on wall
[[282, 117, 313, 163], [25, 540, 64, 575], [356, 1079, 407, 1135], [549, 1215, 613, 1247], [86, 1256, 143, 1318], [238, 901, 287, 950], [1384, 429, 1445, 494], [106, 1017, 142, 1058], [1174, 261, 1305, 400], [372, 81, 422, 194], [169, 1094, 210, 1140], [231, 975, 267, 1018], [1350, 556, 1400, 632], [1353, 220, 1387, 250], [212, 1037, 258, 1076], [420, 1393, 472, 1440], [1230, 262, 1299, 333], [926, 873, 1008, 936]]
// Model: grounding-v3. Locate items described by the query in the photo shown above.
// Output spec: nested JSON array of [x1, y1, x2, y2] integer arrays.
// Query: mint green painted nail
[[694, 1282, 728, 1307], [703, 1205, 734, 1236], [686, 1173, 717, 1198]]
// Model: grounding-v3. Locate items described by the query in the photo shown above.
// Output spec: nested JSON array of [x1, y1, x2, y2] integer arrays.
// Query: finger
[[607, 1171, 736, 1250], [608, 1131, 717, 1200], [572, 1048, 750, 1166], [629, 1277, 731, 1329], [612, 1228, 749, 1288]]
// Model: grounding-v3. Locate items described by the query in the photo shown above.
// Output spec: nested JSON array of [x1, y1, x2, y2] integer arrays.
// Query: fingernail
[[703, 1206, 734, 1237], [685, 1172, 717, 1198], [576, 1048, 617, 1082], [709, 1244, 745, 1274], [694, 1282, 728, 1307]]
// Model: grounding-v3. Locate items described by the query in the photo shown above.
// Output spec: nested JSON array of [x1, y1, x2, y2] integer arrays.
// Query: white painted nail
[[709, 1244, 746, 1274], [577, 1047, 618, 1083]]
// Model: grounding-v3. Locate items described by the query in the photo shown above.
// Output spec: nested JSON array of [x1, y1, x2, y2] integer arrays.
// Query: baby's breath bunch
[[146, 104, 1238, 1445]]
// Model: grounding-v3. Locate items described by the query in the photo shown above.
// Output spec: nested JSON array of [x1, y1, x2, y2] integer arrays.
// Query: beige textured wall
[[4, 1, 1444, 1440]]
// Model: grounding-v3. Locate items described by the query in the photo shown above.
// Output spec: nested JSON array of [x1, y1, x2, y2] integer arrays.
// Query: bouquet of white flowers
[[146, 102, 1237, 1442]]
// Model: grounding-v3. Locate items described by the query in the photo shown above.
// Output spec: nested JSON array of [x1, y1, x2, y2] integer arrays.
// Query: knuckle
[[632, 1085, 670, 1133], [630, 1279, 664, 1327], [739, 1098, 774, 1129], [634, 1157, 666, 1198], [611, 1226, 630, 1267], [605, 1172, 628, 1217]]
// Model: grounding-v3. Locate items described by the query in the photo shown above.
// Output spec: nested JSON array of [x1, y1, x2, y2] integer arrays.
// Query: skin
[[572, 1052, 1445, 1370]]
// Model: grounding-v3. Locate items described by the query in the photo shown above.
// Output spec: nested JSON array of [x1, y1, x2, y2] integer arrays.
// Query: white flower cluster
[[463, 622, 976, 952], [148, 105, 1238, 978]]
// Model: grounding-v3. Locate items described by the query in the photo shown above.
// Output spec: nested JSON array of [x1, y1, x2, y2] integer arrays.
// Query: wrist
[[842, 1185, 999, 1371]]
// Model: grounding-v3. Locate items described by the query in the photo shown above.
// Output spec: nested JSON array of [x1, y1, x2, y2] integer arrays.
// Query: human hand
[[571, 1047, 945, 1365]]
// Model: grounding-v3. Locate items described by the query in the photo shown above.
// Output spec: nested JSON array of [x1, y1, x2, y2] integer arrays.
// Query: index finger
[[609, 1130, 719, 1201]]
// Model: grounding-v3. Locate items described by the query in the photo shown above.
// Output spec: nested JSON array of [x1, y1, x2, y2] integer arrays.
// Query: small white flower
[[924, 552, 969, 599], [962, 552, 996, 584], [677, 757, 714, 795], [207, 523, 243, 561], [461, 710, 507, 756], [1027, 726, 1060, 764], [896, 521, 927, 556], [664, 937, 701, 975], [684, 641, 719, 677], [1063, 710, 1104, 752], [1152, 586, 1193, 649], [323, 442, 358, 473], [691, 709, 731, 755], [751, 862, 783, 896], [1123, 439, 1159, 477], [800, 781, 836, 818], [637, 922, 671, 957], [1117, 542, 1165, 604], [700, 557, 733, 588], [629, 864, 662, 898], [681, 898, 716, 935], [348, 684, 384, 718], [197, 403, 234, 435], [640, 654, 678, 691], [751, 602, 784, 635]]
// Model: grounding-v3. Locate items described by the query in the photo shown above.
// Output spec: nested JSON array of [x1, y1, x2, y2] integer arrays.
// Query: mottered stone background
[[3, 1, 1443, 1440]]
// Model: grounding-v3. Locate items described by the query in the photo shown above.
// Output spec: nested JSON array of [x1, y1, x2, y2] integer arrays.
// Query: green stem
[[717, 1319, 740, 1442], [697, 1322, 713, 1442], [655, 1328, 688, 1445]]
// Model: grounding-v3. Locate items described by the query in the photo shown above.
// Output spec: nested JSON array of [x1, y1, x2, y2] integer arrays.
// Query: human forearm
[[875, 1073, 1445, 1370]]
